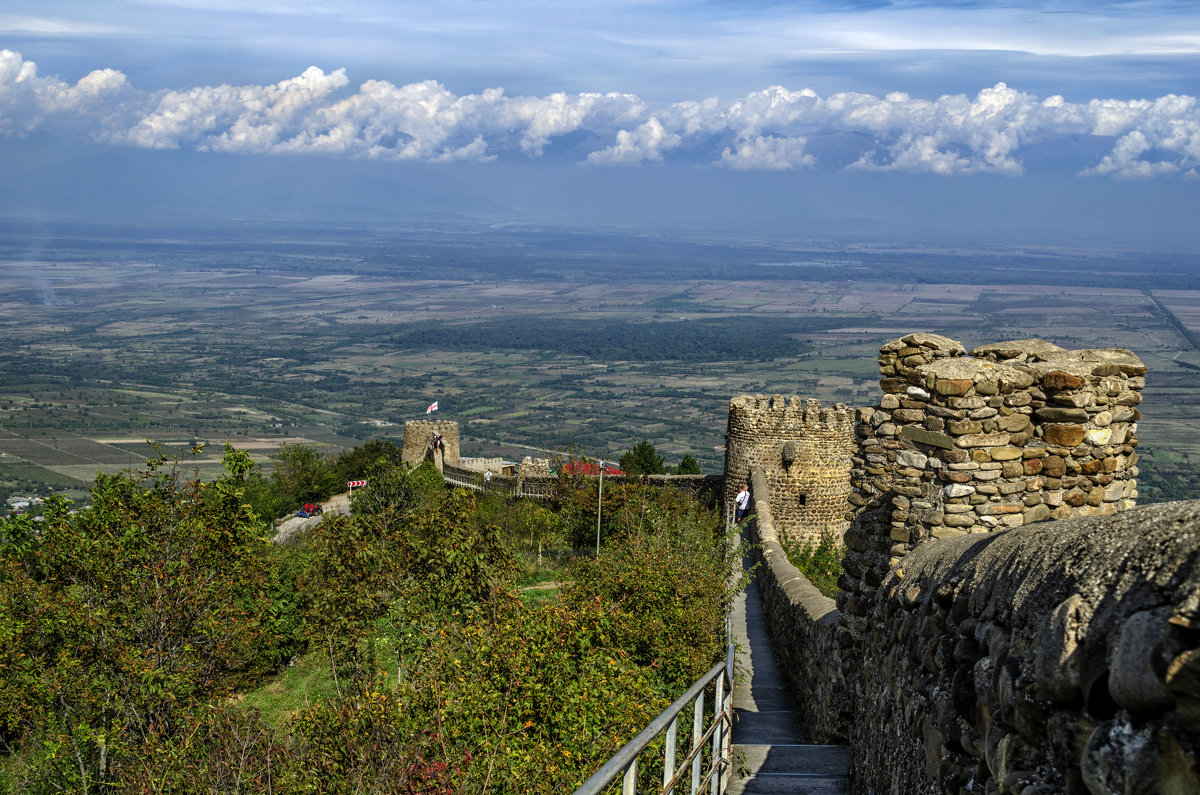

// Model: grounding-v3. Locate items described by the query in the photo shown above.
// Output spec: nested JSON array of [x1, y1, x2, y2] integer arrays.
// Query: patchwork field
[[0, 224, 1196, 505]]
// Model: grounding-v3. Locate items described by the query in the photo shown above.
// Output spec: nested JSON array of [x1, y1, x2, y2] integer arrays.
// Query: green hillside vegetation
[[0, 443, 740, 793], [388, 316, 853, 361]]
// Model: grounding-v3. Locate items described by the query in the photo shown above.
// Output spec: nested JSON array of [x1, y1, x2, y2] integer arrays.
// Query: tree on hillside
[[675, 454, 701, 475], [618, 440, 666, 476], [0, 447, 300, 791]]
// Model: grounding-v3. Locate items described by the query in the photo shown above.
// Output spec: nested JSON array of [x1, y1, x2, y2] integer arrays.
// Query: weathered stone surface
[[956, 432, 1011, 448], [900, 425, 955, 450], [970, 338, 1068, 361], [1044, 424, 1086, 447]]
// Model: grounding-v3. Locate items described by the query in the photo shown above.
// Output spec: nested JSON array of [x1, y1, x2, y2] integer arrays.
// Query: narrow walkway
[[729, 561, 850, 794]]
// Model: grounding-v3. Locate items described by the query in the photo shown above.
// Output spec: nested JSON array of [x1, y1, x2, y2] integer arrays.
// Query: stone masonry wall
[[725, 395, 856, 546], [848, 501, 1200, 794], [850, 334, 1145, 548], [401, 420, 461, 470], [731, 333, 1200, 793]]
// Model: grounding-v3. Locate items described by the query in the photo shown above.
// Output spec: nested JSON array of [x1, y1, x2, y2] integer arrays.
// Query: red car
[[296, 503, 324, 518]]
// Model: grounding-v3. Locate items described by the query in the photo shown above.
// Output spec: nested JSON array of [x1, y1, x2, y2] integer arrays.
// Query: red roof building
[[559, 461, 626, 476]]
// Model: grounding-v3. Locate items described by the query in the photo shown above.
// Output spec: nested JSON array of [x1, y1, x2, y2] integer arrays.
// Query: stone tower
[[401, 419, 461, 470], [724, 395, 856, 545], [849, 333, 1145, 547]]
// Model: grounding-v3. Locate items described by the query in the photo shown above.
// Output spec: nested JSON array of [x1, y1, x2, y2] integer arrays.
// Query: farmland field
[[0, 221, 1197, 505]]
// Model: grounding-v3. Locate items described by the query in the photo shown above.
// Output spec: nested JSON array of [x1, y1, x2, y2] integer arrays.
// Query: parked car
[[296, 503, 324, 518]]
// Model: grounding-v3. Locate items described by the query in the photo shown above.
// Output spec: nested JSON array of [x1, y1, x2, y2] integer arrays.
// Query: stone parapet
[[847, 500, 1200, 794], [849, 335, 1144, 548]]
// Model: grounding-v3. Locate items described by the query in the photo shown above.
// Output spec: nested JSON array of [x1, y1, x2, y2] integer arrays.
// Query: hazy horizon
[[3, 2, 1200, 250]]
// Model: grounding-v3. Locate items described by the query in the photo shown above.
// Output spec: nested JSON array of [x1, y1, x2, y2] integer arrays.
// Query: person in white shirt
[[735, 484, 751, 523]]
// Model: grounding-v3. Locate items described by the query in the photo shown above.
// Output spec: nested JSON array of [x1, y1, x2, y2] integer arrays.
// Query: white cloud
[[720, 135, 814, 171], [3, 49, 1200, 177]]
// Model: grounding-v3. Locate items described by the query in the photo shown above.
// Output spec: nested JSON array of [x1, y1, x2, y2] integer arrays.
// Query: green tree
[[331, 438, 405, 486], [0, 447, 299, 792], [618, 440, 665, 476], [269, 443, 340, 510], [675, 454, 702, 474]]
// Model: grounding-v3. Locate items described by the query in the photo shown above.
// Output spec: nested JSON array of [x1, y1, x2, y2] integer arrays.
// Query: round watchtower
[[724, 395, 856, 545], [402, 420, 460, 470]]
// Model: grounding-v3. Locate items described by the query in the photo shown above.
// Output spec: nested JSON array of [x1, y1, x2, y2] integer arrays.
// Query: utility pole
[[595, 460, 604, 555]]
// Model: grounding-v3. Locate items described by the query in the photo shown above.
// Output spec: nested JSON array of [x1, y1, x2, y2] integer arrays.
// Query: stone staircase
[[729, 572, 850, 794]]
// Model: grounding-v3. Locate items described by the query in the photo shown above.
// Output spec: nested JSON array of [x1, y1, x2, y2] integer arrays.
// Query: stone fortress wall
[[724, 395, 855, 546], [729, 333, 1200, 794]]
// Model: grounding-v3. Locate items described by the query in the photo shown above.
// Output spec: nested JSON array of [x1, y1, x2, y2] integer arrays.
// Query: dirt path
[[272, 493, 351, 544]]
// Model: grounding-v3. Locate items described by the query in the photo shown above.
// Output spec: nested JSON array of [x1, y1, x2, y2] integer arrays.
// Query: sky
[[3, 1, 1200, 246]]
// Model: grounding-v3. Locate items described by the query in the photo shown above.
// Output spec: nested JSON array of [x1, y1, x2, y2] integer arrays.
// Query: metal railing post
[[711, 676, 724, 795], [623, 759, 637, 795], [691, 690, 704, 793], [663, 715, 678, 794]]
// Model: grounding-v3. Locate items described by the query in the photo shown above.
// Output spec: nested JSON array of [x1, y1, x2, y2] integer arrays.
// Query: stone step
[[733, 708, 806, 745], [729, 744, 850, 795], [728, 772, 849, 795], [737, 743, 850, 774]]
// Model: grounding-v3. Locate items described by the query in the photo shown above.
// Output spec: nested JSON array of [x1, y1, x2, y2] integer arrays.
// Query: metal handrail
[[439, 463, 553, 499], [573, 640, 735, 795]]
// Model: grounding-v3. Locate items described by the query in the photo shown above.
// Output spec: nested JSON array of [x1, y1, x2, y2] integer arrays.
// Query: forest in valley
[[0, 441, 740, 793]]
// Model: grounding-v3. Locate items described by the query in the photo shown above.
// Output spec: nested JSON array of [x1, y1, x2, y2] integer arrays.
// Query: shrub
[[781, 528, 844, 598], [562, 492, 740, 691]]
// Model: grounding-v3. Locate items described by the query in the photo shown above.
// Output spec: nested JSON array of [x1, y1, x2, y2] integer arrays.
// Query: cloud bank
[[1, 49, 1198, 178]]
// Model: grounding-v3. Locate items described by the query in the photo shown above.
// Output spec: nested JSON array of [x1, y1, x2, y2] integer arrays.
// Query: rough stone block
[[1044, 370, 1087, 389], [1044, 424, 1086, 447], [949, 419, 984, 435], [956, 433, 1011, 448], [1001, 461, 1025, 479], [990, 446, 1023, 461], [900, 425, 956, 450], [1035, 406, 1089, 423], [936, 378, 976, 396]]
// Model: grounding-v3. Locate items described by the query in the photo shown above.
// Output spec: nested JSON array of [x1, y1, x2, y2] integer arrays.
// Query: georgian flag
[[426, 401, 439, 414]]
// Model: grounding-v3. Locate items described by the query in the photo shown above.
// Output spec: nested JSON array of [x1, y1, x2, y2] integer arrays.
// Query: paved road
[[271, 493, 350, 544]]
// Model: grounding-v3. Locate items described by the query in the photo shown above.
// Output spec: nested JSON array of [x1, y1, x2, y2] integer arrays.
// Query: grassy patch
[[238, 651, 339, 726]]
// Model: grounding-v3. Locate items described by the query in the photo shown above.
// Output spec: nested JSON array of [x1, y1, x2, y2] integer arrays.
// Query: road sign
[[347, 479, 366, 488]]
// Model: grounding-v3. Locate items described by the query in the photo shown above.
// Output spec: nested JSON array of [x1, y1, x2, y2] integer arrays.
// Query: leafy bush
[[781, 528, 844, 598], [397, 598, 669, 794], [558, 479, 705, 550], [562, 490, 740, 691], [0, 447, 301, 792]]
